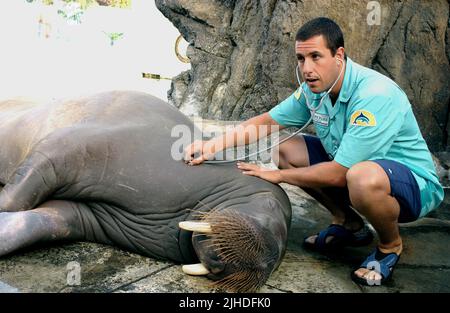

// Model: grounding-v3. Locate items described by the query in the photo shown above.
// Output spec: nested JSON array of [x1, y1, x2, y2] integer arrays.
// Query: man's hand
[[183, 140, 216, 166], [237, 162, 282, 184]]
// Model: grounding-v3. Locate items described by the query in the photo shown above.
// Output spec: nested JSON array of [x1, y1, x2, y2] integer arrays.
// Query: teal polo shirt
[[269, 57, 443, 217]]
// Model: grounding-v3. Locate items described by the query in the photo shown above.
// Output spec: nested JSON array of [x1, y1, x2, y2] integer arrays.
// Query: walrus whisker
[[187, 207, 279, 292], [224, 256, 241, 264], [214, 271, 263, 292], [218, 263, 269, 291], [205, 242, 226, 250], [194, 199, 219, 215], [216, 251, 239, 261], [236, 276, 252, 291], [191, 233, 205, 239]]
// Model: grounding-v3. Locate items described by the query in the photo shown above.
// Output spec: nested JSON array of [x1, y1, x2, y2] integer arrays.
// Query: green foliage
[[103, 31, 125, 46]]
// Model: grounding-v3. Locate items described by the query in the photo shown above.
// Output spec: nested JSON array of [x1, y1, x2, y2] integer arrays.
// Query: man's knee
[[346, 161, 390, 203], [271, 141, 289, 169], [271, 135, 309, 169]]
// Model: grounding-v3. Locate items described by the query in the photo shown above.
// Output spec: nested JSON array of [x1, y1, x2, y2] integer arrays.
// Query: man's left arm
[[237, 160, 348, 188], [279, 160, 348, 187]]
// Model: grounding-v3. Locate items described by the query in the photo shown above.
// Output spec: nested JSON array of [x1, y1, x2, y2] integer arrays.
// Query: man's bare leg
[[272, 135, 364, 244], [346, 161, 403, 282]]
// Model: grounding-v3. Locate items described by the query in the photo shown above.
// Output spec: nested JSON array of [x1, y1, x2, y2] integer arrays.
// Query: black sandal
[[303, 224, 374, 252], [351, 247, 401, 286]]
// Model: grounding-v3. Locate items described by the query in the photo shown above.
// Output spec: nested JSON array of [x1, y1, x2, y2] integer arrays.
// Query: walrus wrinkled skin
[[0, 91, 291, 292]]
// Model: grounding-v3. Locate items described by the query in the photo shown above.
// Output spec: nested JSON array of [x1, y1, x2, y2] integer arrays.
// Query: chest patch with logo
[[350, 110, 376, 127], [312, 112, 329, 126]]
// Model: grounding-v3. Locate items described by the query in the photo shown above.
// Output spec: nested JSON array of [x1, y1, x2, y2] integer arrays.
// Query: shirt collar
[[336, 57, 357, 103]]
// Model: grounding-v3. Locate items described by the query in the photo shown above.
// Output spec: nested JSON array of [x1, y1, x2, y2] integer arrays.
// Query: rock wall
[[156, 0, 450, 152]]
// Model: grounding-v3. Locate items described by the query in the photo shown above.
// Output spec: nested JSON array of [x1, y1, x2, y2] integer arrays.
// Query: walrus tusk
[[179, 221, 212, 233], [182, 263, 210, 275]]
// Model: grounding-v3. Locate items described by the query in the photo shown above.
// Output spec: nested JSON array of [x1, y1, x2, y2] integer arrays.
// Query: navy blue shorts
[[303, 135, 421, 223]]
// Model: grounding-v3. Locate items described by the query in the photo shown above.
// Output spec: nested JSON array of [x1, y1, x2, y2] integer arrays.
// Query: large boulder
[[156, 0, 450, 152]]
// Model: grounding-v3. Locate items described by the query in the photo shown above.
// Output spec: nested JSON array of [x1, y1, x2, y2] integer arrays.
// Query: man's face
[[295, 35, 342, 94]]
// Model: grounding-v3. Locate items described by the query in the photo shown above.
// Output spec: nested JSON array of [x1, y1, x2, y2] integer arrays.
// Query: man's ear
[[336, 47, 345, 61]]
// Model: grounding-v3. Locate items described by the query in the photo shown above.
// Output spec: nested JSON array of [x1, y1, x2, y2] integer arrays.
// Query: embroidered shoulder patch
[[350, 110, 377, 126]]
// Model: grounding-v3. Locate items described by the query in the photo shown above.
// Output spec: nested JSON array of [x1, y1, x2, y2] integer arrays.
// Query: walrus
[[0, 91, 291, 292]]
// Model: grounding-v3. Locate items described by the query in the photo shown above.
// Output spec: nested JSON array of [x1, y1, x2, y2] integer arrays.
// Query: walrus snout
[[179, 207, 285, 292]]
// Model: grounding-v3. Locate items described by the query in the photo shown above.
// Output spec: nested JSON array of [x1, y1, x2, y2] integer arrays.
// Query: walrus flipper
[[0, 199, 108, 257], [0, 150, 58, 212]]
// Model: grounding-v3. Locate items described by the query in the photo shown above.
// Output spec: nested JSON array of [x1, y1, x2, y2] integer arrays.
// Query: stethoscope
[[203, 58, 345, 164]]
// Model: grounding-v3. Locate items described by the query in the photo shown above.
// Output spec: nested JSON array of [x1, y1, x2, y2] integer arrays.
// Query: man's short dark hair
[[295, 17, 345, 56]]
